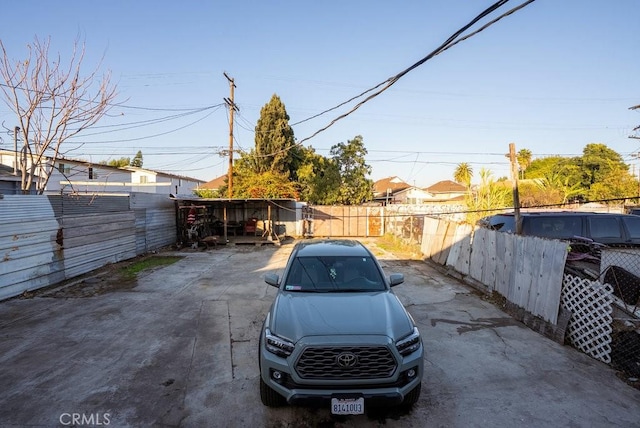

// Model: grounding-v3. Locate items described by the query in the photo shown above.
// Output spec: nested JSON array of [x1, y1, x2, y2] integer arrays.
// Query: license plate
[[331, 397, 364, 415]]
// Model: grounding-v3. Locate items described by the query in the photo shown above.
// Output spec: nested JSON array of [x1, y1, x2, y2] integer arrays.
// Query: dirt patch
[[22, 253, 183, 299], [44, 267, 138, 298]]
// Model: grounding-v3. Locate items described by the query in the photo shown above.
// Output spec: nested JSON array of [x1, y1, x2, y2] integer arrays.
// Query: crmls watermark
[[59, 413, 111, 426]]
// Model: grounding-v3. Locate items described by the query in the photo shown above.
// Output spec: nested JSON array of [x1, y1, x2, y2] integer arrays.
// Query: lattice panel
[[561, 275, 613, 364]]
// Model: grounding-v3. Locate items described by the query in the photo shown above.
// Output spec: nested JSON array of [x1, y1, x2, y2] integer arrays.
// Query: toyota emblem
[[336, 352, 358, 368]]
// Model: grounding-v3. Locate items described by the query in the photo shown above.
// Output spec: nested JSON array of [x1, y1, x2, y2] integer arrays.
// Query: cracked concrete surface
[[0, 241, 639, 427]]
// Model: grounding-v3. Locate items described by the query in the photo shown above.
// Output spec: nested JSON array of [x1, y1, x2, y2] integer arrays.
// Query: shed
[[170, 196, 300, 245]]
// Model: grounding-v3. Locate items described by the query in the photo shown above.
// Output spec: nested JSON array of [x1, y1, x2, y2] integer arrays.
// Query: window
[[58, 163, 70, 175], [285, 256, 384, 291], [88, 167, 97, 179], [525, 216, 582, 239], [589, 217, 622, 239], [623, 216, 640, 239], [139, 176, 148, 184]]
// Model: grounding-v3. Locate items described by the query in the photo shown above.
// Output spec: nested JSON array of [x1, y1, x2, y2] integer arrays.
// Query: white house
[[424, 180, 467, 202], [390, 186, 437, 204], [372, 176, 412, 205], [372, 177, 467, 205], [0, 150, 204, 195]]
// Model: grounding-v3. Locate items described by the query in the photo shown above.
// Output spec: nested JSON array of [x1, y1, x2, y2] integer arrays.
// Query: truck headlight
[[265, 328, 295, 358], [396, 327, 421, 356]]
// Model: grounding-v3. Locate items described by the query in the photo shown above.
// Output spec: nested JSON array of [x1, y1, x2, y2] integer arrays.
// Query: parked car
[[259, 239, 424, 415], [477, 211, 640, 247], [625, 206, 640, 216]]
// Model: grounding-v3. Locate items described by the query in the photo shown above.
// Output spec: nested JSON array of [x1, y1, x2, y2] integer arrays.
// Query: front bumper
[[260, 334, 424, 406]]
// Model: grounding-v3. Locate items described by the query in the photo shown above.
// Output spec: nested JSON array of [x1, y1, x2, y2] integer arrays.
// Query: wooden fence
[[305, 205, 568, 325], [420, 216, 568, 324], [308, 205, 383, 237]]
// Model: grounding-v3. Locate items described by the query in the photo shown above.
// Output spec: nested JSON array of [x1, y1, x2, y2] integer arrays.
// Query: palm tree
[[464, 168, 510, 224], [538, 171, 583, 204], [517, 149, 532, 179], [454, 163, 473, 188]]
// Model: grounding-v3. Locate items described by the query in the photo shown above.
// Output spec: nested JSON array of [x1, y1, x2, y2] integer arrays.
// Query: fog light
[[272, 370, 283, 381], [407, 368, 417, 379]]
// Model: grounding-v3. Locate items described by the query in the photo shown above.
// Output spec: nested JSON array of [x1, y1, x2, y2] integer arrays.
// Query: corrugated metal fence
[[0, 193, 176, 300]]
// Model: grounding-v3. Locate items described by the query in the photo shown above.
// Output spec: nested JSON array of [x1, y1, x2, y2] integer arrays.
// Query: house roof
[[198, 175, 227, 190], [12, 152, 205, 183], [373, 176, 410, 195], [425, 180, 467, 193], [122, 166, 205, 183]]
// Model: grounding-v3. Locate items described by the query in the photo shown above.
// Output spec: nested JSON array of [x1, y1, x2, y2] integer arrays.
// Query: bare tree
[[0, 36, 117, 194]]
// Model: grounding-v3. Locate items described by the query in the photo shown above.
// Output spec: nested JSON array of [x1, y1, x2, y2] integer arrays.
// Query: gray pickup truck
[[258, 239, 424, 415]]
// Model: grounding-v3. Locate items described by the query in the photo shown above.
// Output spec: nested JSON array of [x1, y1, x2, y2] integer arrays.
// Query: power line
[[293, 0, 533, 145], [67, 110, 215, 144], [250, 0, 537, 160], [0, 81, 219, 113], [69, 105, 224, 137]]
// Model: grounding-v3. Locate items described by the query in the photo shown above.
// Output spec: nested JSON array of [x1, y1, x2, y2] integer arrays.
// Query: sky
[[1, 0, 639, 188]]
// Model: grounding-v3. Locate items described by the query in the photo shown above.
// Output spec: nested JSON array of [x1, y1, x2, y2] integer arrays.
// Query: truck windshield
[[283, 256, 385, 292]]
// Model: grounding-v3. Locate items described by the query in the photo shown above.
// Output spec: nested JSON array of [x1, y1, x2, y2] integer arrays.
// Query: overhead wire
[[109, 103, 217, 112], [234, 111, 257, 133], [1, 54, 226, 179], [224, 106, 247, 154], [251, 0, 536, 161], [0, 82, 218, 113], [2, 76, 224, 152], [1, 1, 540, 181], [69, 105, 224, 137], [294, 0, 535, 147], [161, 158, 226, 175], [68, 110, 216, 144]]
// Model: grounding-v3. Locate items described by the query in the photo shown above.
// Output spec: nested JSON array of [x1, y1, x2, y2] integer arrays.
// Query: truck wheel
[[402, 383, 421, 407], [260, 377, 286, 407]]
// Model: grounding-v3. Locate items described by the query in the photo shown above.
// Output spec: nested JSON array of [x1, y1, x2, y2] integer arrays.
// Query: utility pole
[[632, 152, 640, 198], [223, 72, 238, 199], [508, 143, 522, 234]]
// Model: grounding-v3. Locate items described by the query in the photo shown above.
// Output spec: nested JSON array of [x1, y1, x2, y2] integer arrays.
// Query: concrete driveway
[[1, 240, 639, 427]]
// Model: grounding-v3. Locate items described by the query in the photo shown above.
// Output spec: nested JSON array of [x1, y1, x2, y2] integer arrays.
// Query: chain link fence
[[541, 241, 640, 385], [384, 212, 424, 247], [594, 248, 640, 383]]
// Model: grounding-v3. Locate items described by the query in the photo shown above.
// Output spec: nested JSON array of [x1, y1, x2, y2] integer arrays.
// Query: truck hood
[[270, 291, 414, 342]]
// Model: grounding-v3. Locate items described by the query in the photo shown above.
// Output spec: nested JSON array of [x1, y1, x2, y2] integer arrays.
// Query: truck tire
[[402, 383, 421, 408], [260, 377, 287, 407]]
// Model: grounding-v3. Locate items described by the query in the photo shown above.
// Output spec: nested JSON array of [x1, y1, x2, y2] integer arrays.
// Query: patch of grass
[[376, 234, 423, 260], [120, 256, 182, 280]]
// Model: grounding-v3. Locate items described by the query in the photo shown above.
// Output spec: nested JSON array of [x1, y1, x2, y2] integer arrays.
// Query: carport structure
[[171, 197, 299, 246]]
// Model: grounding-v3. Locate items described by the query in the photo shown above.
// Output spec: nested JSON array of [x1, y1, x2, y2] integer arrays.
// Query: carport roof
[[171, 196, 297, 203]]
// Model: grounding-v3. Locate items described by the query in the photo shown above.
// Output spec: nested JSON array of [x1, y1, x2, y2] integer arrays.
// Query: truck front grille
[[295, 346, 396, 380]]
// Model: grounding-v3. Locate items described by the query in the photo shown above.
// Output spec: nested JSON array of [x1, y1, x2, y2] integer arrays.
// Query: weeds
[[120, 256, 182, 280], [376, 234, 423, 260]]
